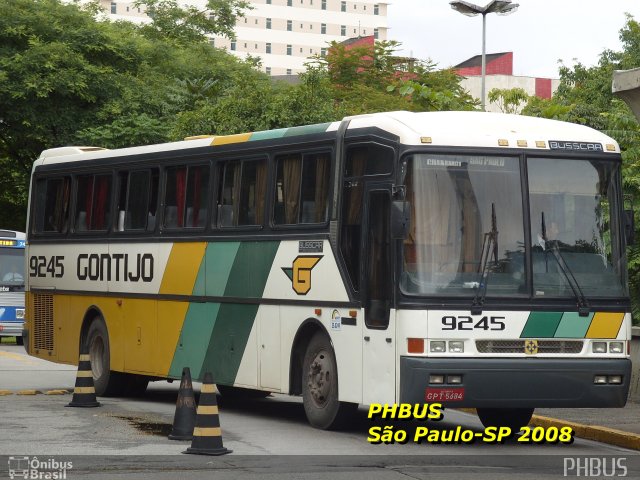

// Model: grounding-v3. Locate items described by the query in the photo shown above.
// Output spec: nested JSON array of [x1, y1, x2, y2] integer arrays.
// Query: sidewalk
[[533, 401, 640, 450]]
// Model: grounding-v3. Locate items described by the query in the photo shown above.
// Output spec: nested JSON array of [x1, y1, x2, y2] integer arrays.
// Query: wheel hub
[[307, 351, 331, 407]]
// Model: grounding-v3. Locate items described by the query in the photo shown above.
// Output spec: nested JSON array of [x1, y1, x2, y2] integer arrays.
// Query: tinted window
[[164, 165, 209, 229], [75, 174, 112, 232]]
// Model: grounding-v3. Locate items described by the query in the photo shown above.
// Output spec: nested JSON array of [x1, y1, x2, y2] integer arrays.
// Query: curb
[[530, 415, 640, 451], [458, 408, 640, 451]]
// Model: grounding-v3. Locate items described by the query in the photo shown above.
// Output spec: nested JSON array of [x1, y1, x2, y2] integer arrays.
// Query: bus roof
[[34, 111, 620, 167]]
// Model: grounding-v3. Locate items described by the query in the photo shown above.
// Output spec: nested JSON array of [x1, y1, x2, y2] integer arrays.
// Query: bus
[[24, 111, 632, 430], [0, 230, 26, 345]]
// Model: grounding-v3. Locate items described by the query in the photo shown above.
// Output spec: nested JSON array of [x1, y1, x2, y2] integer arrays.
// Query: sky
[[387, 0, 640, 79]]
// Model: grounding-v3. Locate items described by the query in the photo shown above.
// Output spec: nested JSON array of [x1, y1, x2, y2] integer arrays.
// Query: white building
[[98, 0, 388, 76]]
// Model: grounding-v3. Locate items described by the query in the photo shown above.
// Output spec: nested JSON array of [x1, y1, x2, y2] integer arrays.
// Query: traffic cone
[[66, 350, 100, 408], [183, 372, 231, 456], [168, 367, 197, 440]]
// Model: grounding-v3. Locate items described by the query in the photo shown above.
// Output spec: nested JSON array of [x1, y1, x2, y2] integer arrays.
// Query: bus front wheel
[[84, 316, 123, 397], [476, 407, 534, 431], [302, 332, 357, 430]]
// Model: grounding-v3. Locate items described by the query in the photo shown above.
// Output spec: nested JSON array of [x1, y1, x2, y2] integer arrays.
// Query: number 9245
[[441, 315, 505, 331]]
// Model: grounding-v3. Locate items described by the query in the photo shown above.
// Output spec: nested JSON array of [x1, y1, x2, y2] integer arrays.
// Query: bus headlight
[[592, 342, 607, 353], [448, 341, 464, 353], [430, 341, 446, 353], [609, 342, 624, 354]]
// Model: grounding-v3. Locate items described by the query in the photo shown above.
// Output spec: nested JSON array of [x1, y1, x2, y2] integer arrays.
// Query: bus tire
[[477, 407, 534, 431], [302, 332, 357, 430], [15, 336, 23, 346], [84, 316, 123, 397]]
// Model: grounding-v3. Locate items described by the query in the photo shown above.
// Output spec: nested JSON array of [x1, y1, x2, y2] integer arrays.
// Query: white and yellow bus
[[25, 111, 632, 430]]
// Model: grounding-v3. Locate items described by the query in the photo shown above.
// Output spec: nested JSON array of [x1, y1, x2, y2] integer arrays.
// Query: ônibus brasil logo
[[8, 456, 73, 479]]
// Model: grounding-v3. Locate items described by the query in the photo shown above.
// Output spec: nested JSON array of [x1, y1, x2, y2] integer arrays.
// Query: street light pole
[[449, 0, 519, 111]]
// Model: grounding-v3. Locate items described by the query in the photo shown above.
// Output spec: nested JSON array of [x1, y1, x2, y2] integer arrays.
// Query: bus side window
[[273, 152, 330, 226], [164, 165, 209, 229], [35, 177, 71, 234], [74, 174, 112, 232], [217, 159, 267, 227], [116, 170, 153, 231]]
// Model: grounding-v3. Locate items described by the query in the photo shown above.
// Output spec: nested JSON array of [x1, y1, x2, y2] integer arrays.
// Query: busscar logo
[[282, 256, 323, 295]]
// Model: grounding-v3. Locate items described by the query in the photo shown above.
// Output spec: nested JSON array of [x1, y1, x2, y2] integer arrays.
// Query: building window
[[266, 17, 271, 28], [287, 20, 292, 31], [255, 19, 258, 24], [267, 0, 271, 3], [266, 67, 271, 75], [374, 28, 379, 39], [287, 0, 292, 5], [300, 23, 303, 28], [209, 38, 215, 46], [287, 44, 292, 55], [321, 0, 326, 9], [300, 47, 303, 53], [126, 6, 129, 12], [321, 23, 326, 34], [341, 1, 346, 12], [286, 69, 292, 75], [244, 43, 247, 48], [374, 3, 379, 15], [321, 48, 326, 57], [266, 42, 271, 53], [231, 41, 236, 51], [341, 25, 346, 36], [110, 2, 116, 14]]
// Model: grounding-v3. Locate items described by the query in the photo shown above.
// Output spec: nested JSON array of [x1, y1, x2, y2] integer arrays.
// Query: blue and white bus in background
[[0, 230, 25, 345]]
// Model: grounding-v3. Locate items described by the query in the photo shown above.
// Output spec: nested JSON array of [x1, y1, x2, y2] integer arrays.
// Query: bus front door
[[361, 188, 396, 405]]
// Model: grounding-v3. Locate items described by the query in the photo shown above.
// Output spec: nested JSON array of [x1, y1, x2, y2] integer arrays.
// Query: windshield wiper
[[471, 203, 498, 315], [540, 212, 590, 316]]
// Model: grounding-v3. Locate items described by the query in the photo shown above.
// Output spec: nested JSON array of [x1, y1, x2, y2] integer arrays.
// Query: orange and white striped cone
[[66, 350, 100, 408], [183, 372, 231, 456]]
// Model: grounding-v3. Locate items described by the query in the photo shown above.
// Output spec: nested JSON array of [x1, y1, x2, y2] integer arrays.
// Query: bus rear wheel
[[84, 316, 124, 397], [476, 407, 534, 431], [302, 332, 357, 430], [15, 336, 23, 346]]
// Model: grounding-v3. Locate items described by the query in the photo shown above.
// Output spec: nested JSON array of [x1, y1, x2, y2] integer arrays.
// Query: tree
[[133, 0, 251, 44], [488, 87, 529, 114]]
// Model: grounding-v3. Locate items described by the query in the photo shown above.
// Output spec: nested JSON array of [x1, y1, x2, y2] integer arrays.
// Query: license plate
[[425, 387, 465, 402]]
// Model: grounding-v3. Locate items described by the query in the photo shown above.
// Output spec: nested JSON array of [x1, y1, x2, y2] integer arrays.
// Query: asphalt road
[[0, 342, 638, 479]]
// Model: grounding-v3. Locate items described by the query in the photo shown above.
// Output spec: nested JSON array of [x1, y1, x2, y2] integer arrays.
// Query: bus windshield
[[0, 248, 25, 288], [401, 154, 626, 299], [528, 158, 625, 298]]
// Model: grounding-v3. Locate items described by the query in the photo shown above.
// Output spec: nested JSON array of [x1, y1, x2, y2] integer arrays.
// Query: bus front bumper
[[400, 357, 631, 408], [0, 321, 24, 337]]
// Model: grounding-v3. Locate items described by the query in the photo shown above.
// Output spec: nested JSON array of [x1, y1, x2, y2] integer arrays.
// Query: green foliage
[[487, 87, 529, 114], [520, 14, 640, 323], [133, 0, 251, 44]]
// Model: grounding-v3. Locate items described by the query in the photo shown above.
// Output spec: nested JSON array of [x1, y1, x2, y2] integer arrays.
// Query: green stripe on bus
[[554, 312, 594, 338], [169, 302, 220, 379], [196, 241, 279, 383], [204, 242, 241, 296], [224, 241, 280, 298], [520, 311, 563, 338], [283, 123, 332, 137], [202, 303, 259, 385], [249, 128, 288, 141]]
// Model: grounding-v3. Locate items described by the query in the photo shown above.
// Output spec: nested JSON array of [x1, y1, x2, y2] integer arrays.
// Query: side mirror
[[624, 209, 635, 246], [391, 200, 411, 239]]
